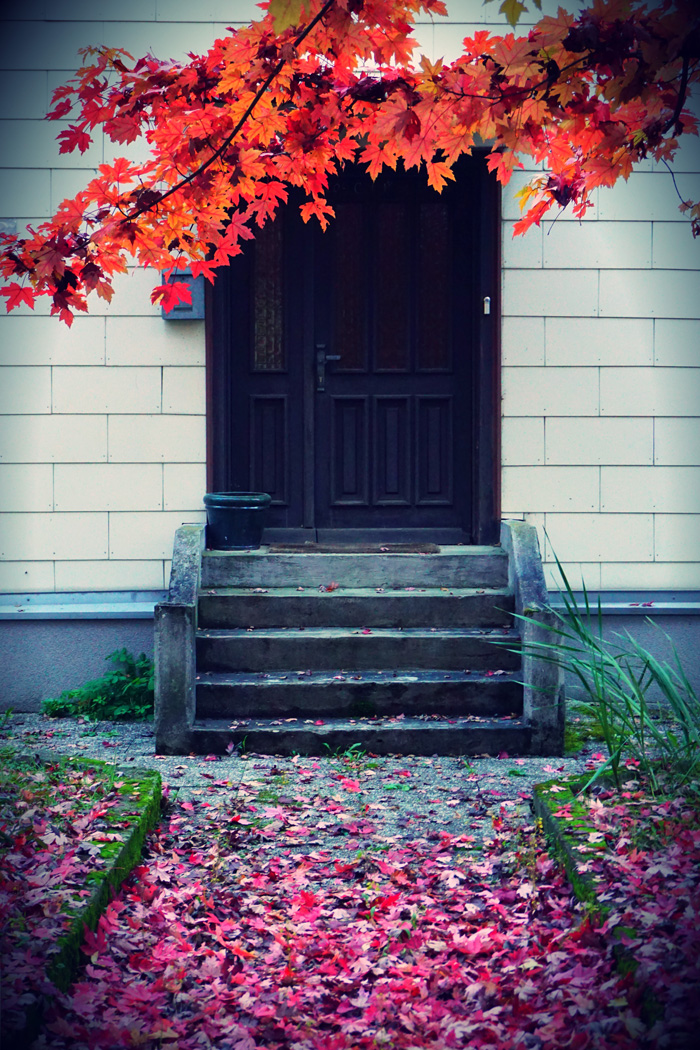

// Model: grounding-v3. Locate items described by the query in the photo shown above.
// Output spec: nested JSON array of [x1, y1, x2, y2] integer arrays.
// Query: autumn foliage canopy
[[0, 0, 698, 323]]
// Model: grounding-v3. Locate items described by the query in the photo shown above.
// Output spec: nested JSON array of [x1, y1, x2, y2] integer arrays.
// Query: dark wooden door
[[314, 169, 472, 533], [210, 155, 498, 542]]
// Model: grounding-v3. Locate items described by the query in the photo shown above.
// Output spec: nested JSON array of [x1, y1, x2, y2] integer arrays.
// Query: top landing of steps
[[201, 545, 508, 590]]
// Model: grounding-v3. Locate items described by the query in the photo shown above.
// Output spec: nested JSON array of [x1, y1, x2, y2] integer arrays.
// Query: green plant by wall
[[41, 649, 154, 722], [516, 557, 700, 794]]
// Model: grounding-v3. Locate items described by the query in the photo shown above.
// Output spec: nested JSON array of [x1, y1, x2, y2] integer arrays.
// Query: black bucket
[[203, 492, 271, 550]]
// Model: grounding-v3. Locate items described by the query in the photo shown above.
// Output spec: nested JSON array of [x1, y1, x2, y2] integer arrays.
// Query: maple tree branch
[[120, 0, 337, 227], [662, 52, 691, 134], [660, 156, 691, 210]]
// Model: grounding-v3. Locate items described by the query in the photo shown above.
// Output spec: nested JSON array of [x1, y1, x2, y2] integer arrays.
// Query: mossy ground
[[0, 747, 161, 1047]]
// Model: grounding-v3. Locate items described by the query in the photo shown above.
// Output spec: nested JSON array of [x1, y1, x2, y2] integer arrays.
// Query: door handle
[[315, 345, 341, 392]]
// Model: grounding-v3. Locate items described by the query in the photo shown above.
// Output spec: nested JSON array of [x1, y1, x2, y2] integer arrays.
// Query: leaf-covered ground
[[3, 747, 696, 1050], [0, 753, 159, 1042]]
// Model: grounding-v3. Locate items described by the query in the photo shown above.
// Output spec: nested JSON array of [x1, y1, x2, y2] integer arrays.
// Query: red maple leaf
[[151, 280, 193, 312], [1, 283, 36, 311], [56, 124, 93, 155]]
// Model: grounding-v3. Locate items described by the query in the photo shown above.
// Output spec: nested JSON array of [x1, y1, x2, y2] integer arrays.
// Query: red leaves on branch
[[0, 0, 698, 323]]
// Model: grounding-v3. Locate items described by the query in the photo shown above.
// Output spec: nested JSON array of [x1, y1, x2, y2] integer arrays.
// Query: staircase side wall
[[501, 520, 565, 755], [154, 524, 205, 753]]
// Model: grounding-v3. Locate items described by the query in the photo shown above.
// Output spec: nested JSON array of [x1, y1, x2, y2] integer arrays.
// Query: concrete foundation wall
[[561, 615, 700, 708], [0, 619, 155, 712]]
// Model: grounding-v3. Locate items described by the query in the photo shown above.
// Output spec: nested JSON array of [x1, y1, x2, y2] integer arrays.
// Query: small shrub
[[42, 648, 154, 722]]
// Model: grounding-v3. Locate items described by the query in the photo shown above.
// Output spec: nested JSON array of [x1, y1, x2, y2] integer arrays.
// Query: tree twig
[[121, 0, 337, 225]]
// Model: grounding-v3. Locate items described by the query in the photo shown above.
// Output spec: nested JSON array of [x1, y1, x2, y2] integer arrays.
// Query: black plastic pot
[[203, 492, 271, 550]]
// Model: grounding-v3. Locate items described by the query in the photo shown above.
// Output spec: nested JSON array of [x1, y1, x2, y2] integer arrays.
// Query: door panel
[[331, 396, 369, 506], [374, 396, 411, 506], [314, 166, 472, 530], [249, 395, 288, 503], [220, 156, 486, 539], [226, 207, 305, 530], [416, 396, 453, 505]]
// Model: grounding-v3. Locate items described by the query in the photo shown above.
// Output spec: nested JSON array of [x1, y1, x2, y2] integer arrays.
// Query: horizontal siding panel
[[502, 222, 542, 268], [0, 512, 108, 560], [0, 464, 53, 511], [654, 320, 700, 366], [163, 464, 207, 510], [502, 367, 599, 417], [54, 559, 165, 591], [545, 317, 653, 367], [106, 317, 204, 366], [0, 169, 51, 219], [503, 270, 598, 317], [502, 466, 598, 513], [601, 368, 700, 416], [654, 419, 700, 466], [54, 464, 163, 511], [545, 418, 653, 465], [0, 71, 48, 119], [598, 173, 692, 222], [107, 416, 205, 462], [544, 513, 654, 562], [0, 119, 102, 168], [501, 317, 545, 366], [652, 223, 700, 270], [0, 415, 107, 463], [655, 515, 700, 562], [0, 367, 51, 414], [542, 561, 601, 592], [52, 367, 161, 414], [162, 367, 206, 415], [601, 467, 700, 513], [543, 221, 651, 269], [0, 560, 54, 592], [600, 561, 700, 591], [108, 510, 205, 559], [501, 418, 544, 465], [599, 270, 700, 319], [0, 317, 105, 366]]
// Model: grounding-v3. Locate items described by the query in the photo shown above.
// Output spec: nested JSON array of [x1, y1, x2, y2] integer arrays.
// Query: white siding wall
[[500, 129, 700, 592], [1, 1, 699, 593], [0, 2, 261, 592]]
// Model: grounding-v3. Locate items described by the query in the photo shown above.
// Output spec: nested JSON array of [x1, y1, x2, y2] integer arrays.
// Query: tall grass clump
[[518, 559, 700, 793]]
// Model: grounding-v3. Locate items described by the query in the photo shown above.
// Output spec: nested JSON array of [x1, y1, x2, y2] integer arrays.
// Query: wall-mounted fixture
[[161, 269, 205, 320]]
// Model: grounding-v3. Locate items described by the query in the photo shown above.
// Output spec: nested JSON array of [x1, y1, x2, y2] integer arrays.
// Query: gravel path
[[3, 713, 595, 857]]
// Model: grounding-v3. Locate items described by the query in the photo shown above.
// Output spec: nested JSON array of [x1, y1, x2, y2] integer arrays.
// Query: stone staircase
[[155, 523, 565, 756]]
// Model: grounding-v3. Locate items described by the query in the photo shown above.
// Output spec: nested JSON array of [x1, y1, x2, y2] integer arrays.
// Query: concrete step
[[198, 586, 514, 629], [196, 626, 520, 672], [195, 668, 522, 719], [201, 546, 508, 590], [187, 715, 532, 756]]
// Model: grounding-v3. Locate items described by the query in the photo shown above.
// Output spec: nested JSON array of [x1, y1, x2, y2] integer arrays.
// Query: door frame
[[206, 150, 501, 545]]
